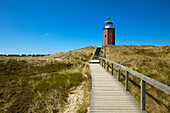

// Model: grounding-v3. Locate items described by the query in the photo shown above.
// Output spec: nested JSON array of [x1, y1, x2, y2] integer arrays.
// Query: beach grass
[[101, 45, 170, 113], [0, 46, 95, 112]]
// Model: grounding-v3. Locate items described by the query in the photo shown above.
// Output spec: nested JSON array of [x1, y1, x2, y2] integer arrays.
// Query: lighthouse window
[[105, 35, 106, 37]]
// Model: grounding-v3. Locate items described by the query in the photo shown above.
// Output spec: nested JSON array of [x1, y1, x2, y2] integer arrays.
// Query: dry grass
[[77, 63, 92, 113], [101, 45, 170, 113], [0, 46, 95, 113]]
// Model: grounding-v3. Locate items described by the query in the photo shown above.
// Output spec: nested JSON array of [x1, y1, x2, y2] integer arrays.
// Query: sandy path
[[59, 49, 96, 113]]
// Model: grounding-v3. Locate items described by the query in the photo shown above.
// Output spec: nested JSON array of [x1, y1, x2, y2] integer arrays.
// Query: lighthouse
[[104, 18, 115, 45]]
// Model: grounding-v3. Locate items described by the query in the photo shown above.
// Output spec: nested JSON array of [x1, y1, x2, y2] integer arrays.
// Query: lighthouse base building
[[104, 18, 115, 45]]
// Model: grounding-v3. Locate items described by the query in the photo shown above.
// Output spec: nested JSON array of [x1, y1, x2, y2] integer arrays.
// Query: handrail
[[99, 57, 170, 110], [99, 57, 170, 94]]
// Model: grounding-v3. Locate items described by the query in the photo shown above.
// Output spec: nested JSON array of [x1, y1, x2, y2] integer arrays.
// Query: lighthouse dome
[[105, 18, 113, 28]]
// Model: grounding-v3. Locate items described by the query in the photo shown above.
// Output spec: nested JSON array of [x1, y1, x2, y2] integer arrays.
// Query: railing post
[[102, 59, 103, 66], [111, 63, 113, 75], [118, 67, 121, 81], [141, 80, 146, 111], [104, 60, 105, 69], [107, 61, 109, 71], [126, 71, 129, 91]]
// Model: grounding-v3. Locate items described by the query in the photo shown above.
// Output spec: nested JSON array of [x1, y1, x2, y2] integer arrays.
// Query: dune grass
[[101, 45, 170, 113], [0, 46, 95, 112]]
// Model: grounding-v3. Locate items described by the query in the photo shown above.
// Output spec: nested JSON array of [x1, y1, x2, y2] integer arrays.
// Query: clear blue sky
[[0, 0, 170, 54]]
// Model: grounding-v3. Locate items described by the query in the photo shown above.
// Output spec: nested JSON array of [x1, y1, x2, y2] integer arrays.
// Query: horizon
[[1, 44, 170, 55], [0, 0, 170, 54]]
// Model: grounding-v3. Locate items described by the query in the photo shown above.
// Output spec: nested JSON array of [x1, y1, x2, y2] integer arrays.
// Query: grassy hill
[[101, 45, 170, 113], [0, 46, 95, 113]]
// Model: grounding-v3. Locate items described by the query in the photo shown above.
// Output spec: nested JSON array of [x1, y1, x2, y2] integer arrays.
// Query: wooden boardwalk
[[89, 64, 146, 113]]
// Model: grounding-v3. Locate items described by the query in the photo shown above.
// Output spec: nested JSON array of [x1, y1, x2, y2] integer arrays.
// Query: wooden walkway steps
[[89, 60, 100, 64], [89, 64, 146, 113]]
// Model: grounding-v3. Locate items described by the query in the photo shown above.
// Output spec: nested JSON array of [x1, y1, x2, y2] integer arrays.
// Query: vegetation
[[101, 45, 170, 113], [0, 46, 95, 113]]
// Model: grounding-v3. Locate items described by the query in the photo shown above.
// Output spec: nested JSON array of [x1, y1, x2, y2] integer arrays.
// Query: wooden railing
[[99, 57, 170, 111]]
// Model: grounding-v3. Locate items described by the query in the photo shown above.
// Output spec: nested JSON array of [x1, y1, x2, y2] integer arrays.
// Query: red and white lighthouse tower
[[104, 18, 115, 45]]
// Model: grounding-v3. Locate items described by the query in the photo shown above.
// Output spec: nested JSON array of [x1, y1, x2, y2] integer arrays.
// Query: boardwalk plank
[[90, 64, 147, 113]]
